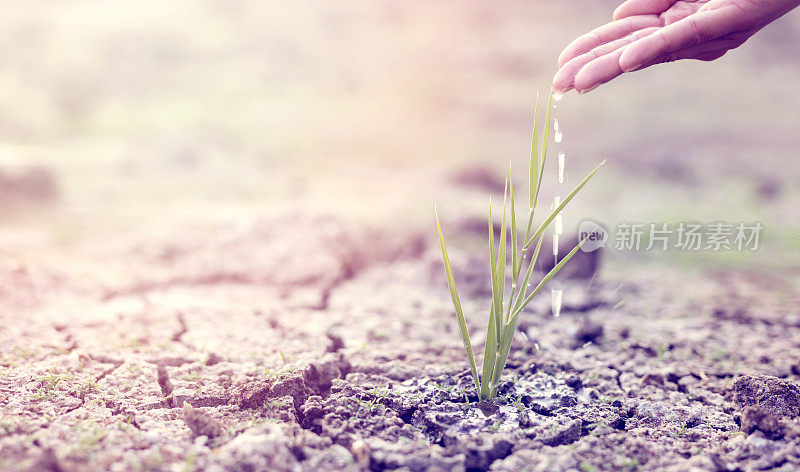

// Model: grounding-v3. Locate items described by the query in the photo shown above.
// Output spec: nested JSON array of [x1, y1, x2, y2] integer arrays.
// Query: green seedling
[[436, 91, 604, 401]]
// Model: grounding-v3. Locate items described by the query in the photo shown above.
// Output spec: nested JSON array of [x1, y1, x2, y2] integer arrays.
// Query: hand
[[553, 0, 800, 94]]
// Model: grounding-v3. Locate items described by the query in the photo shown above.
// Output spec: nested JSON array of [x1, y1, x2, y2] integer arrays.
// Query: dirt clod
[[740, 405, 784, 439], [205, 352, 224, 366], [539, 419, 582, 446], [574, 319, 604, 346], [325, 332, 345, 353], [156, 365, 174, 407], [730, 375, 800, 419], [182, 403, 224, 439]]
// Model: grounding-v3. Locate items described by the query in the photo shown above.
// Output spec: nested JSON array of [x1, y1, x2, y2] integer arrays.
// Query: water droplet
[[555, 213, 563, 235], [554, 118, 560, 133], [552, 233, 559, 256], [558, 152, 566, 184], [534, 342, 540, 351], [554, 130, 563, 143], [552, 91, 564, 102], [512, 283, 517, 289], [551, 289, 563, 318]]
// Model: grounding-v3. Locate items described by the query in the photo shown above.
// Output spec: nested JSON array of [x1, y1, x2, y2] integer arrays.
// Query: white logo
[[578, 220, 608, 252]]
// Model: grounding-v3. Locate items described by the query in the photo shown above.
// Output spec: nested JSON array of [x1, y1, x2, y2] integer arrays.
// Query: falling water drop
[[555, 213, 563, 235], [558, 152, 566, 184], [554, 118, 560, 133], [555, 129, 563, 143], [552, 91, 564, 102], [552, 233, 559, 256], [551, 289, 563, 318]]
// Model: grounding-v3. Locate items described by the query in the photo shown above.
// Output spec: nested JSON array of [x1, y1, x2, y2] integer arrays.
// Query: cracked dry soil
[[2, 213, 800, 472]]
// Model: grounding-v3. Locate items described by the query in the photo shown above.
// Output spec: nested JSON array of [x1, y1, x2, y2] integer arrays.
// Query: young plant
[[435, 91, 604, 401]]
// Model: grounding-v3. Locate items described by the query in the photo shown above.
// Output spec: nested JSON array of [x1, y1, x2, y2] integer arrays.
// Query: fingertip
[[573, 71, 601, 94], [612, 5, 624, 21], [557, 45, 581, 68], [572, 71, 596, 95], [612, 1, 635, 21], [618, 44, 647, 72], [552, 69, 574, 94], [557, 51, 570, 69], [553, 82, 574, 94]]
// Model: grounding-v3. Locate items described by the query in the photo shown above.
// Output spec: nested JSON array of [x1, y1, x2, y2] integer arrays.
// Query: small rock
[[574, 319, 603, 346], [642, 373, 665, 387], [156, 365, 174, 407], [325, 332, 345, 353], [183, 403, 224, 439], [205, 353, 224, 366], [740, 405, 784, 439], [564, 374, 583, 390], [172, 388, 194, 407], [730, 375, 800, 418], [540, 419, 582, 446], [301, 396, 326, 423], [211, 424, 300, 471], [303, 354, 351, 393], [474, 400, 500, 417], [455, 435, 513, 471]]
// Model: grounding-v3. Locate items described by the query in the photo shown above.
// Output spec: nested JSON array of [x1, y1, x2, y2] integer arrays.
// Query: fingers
[[572, 47, 629, 94], [553, 27, 658, 92], [557, 15, 662, 67], [619, 10, 729, 71], [556, 33, 740, 95], [613, 0, 678, 21], [553, 2, 747, 94]]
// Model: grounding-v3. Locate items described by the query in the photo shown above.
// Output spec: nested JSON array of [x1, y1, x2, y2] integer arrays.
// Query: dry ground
[[1, 1, 800, 471]]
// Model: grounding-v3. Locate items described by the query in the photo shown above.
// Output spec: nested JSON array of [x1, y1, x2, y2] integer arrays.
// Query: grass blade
[[495, 181, 508, 337], [512, 234, 543, 315], [532, 91, 554, 211], [480, 301, 498, 399], [529, 91, 540, 210], [510, 163, 519, 279], [490, 303, 521, 391], [513, 231, 594, 319], [483, 198, 499, 400], [435, 209, 480, 392], [488, 197, 501, 340], [524, 160, 605, 249]]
